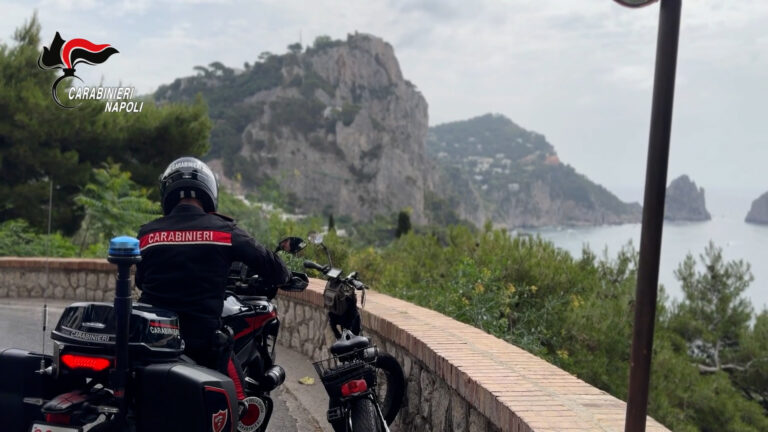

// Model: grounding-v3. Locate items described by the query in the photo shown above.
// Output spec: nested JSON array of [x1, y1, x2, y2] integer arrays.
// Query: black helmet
[[159, 157, 218, 215]]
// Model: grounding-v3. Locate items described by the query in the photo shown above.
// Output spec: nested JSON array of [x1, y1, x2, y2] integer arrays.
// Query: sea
[[526, 188, 768, 311]]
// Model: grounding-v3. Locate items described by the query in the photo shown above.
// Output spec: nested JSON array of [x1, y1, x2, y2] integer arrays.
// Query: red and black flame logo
[[37, 32, 119, 108]]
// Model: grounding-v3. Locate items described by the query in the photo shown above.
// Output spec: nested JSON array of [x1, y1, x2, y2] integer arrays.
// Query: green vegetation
[[268, 97, 326, 135], [0, 219, 78, 257], [394, 211, 411, 238], [74, 164, 160, 254], [326, 232, 766, 431], [0, 15, 211, 235], [0, 163, 159, 257], [428, 113, 552, 162], [339, 102, 361, 126], [309, 35, 344, 52], [298, 69, 336, 99]]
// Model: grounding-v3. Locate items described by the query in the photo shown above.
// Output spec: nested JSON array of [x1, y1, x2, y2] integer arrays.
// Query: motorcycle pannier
[[0, 349, 85, 432], [134, 362, 239, 432]]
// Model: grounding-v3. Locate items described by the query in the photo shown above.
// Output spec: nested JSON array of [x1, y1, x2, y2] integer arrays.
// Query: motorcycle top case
[[0, 348, 85, 432], [50, 302, 183, 359], [134, 362, 239, 432]]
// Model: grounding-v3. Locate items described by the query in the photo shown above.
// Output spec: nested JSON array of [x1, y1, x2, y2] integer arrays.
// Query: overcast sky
[[3, 0, 767, 204]]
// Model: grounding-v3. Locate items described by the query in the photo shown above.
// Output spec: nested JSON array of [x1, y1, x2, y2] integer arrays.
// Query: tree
[[669, 242, 754, 374], [74, 164, 159, 249], [287, 42, 302, 55], [313, 35, 335, 50], [193, 65, 210, 77], [0, 15, 211, 234], [328, 213, 335, 232], [395, 211, 411, 238], [208, 61, 233, 77], [733, 310, 768, 410]]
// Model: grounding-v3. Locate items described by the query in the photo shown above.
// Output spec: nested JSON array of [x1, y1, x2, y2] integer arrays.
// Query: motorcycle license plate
[[30, 423, 82, 432]]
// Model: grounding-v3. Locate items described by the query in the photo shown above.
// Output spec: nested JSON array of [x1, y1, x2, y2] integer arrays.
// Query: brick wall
[[0, 258, 670, 432]]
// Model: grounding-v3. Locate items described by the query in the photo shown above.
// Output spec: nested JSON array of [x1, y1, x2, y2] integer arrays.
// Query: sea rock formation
[[664, 175, 711, 222], [745, 191, 768, 224]]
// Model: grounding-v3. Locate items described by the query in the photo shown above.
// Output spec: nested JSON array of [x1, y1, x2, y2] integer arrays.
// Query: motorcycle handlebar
[[303, 260, 326, 273]]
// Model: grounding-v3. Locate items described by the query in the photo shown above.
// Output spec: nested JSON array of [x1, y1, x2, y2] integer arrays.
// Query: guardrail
[[0, 257, 670, 432]]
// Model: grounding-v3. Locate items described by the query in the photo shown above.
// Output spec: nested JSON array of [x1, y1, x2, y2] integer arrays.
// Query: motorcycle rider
[[134, 156, 290, 420]]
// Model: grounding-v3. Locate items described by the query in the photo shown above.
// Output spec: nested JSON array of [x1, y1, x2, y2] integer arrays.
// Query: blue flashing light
[[108, 236, 140, 257]]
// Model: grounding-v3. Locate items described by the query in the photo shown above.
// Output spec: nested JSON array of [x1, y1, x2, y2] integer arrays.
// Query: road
[[0, 299, 332, 432]]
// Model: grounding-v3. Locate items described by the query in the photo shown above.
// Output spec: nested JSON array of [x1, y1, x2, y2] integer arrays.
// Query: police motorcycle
[[303, 233, 405, 432], [0, 235, 308, 432]]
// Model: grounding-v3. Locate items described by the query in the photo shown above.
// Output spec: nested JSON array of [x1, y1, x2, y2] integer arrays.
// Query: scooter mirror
[[307, 232, 324, 245], [277, 237, 307, 254]]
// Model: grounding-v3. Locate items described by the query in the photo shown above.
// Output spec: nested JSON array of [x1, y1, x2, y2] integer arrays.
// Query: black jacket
[[135, 204, 289, 325]]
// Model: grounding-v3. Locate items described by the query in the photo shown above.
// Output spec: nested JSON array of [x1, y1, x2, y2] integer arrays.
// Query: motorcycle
[[0, 235, 308, 432], [303, 233, 405, 432]]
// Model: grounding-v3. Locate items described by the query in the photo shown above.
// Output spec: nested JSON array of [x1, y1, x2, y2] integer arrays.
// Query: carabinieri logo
[[37, 32, 139, 112]]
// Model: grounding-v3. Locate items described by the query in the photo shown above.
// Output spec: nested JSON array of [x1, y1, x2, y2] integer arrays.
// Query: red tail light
[[60, 354, 111, 372], [45, 413, 71, 424], [340, 379, 368, 397]]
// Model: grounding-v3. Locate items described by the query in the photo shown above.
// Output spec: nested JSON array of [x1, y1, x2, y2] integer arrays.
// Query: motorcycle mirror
[[277, 237, 307, 254], [307, 231, 324, 245]]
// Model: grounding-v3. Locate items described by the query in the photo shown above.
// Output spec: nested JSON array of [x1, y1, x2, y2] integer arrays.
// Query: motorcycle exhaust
[[261, 365, 286, 392]]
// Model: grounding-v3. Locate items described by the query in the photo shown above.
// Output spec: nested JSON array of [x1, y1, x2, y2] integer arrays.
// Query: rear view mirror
[[307, 231, 324, 245], [277, 237, 307, 254]]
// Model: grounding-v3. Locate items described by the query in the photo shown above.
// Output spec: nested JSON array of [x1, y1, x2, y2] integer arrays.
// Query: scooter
[[303, 232, 405, 432]]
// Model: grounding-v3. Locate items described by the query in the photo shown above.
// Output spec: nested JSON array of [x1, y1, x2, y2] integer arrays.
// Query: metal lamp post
[[612, 0, 682, 431]]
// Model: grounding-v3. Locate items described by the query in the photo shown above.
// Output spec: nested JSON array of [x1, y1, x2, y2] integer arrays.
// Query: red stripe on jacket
[[139, 230, 232, 250]]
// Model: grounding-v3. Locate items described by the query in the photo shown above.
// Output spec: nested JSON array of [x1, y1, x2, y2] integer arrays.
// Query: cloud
[[2, 0, 767, 193]]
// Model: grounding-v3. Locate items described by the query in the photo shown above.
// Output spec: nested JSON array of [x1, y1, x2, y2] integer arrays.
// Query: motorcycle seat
[[330, 334, 370, 356]]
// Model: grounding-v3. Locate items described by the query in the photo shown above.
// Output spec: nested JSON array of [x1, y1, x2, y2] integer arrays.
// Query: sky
[[2, 0, 767, 206]]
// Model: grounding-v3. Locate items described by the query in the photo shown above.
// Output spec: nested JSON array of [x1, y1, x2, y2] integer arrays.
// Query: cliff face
[[427, 114, 641, 228], [156, 36, 643, 229], [745, 191, 768, 224], [156, 33, 430, 222], [664, 175, 711, 222]]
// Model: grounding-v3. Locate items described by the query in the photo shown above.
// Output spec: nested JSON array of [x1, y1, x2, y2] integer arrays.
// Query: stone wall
[[0, 258, 670, 432], [0, 258, 121, 301], [276, 280, 670, 432], [275, 293, 501, 432]]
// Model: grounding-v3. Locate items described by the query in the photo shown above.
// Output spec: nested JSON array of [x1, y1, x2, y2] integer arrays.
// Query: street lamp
[[613, 0, 658, 7], [611, 1, 682, 432]]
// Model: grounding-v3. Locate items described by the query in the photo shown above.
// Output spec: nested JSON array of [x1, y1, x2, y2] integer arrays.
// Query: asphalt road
[[0, 298, 331, 432]]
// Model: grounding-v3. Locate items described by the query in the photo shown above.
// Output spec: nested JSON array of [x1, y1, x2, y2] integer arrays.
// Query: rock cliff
[[156, 35, 644, 229], [156, 33, 431, 222], [745, 191, 768, 224], [664, 175, 711, 222]]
